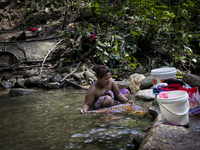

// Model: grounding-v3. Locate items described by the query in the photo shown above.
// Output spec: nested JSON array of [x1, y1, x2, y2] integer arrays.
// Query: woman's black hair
[[92, 64, 111, 78]]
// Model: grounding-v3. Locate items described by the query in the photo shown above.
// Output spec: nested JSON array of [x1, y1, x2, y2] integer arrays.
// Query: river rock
[[23, 69, 39, 78], [17, 78, 26, 84], [129, 73, 145, 94], [49, 82, 60, 87], [50, 73, 62, 82], [24, 76, 42, 87], [2, 73, 12, 80], [140, 76, 153, 89], [139, 124, 200, 150], [132, 133, 146, 149], [83, 71, 97, 82], [148, 105, 160, 120], [9, 88, 35, 97], [2, 80, 11, 88], [13, 78, 26, 88], [135, 89, 155, 101], [115, 81, 129, 89], [72, 73, 83, 81]]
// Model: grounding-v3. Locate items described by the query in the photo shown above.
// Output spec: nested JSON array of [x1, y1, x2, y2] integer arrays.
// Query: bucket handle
[[157, 99, 189, 116]]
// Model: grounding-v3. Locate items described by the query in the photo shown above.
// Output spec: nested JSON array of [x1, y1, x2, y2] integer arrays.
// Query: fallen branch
[[60, 62, 82, 82], [40, 39, 64, 75], [18, 82, 28, 89], [65, 80, 87, 89]]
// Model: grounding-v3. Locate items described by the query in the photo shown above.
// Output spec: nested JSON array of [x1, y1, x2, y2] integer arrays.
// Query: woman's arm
[[112, 79, 133, 104], [81, 87, 96, 113]]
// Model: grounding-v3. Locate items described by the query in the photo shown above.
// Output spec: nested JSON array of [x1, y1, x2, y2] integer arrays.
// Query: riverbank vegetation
[[0, 0, 199, 77]]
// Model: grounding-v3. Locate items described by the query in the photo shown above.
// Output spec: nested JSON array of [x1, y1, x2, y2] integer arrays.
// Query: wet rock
[[49, 82, 60, 87], [139, 124, 200, 150], [24, 76, 42, 87], [9, 78, 16, 86], [41, 73, 52, 79], [148, 105, 160, 120], [23, 69, 39, 78], [83, 71, 97, 83], [115, 81, 129, 89], [188, 115, 200, 134], [9, 88, 35, 97], [12, 78, 25, 88], [140, 76, 153, 89], [17, 78, 26, 84], [2, 73, 12, 80], [2, 80, 11, 88], [50, 73, 62, 82], [132, 133, 146, 149], [152, 98, 160, 108], [72, 73, 83, 81], [135, 89, 155, 101], [129, 73, 145, 94]]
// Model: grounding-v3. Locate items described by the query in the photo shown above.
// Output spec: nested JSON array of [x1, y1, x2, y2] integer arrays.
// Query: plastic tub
[[151, 67, 177, 85], [157, 90, 189, 125]]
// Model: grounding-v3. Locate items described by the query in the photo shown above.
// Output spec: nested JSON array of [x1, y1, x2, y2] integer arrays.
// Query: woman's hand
[[80, 108, 87, 113], [80, 104, 89, 113], [127, 100, 134, 104]]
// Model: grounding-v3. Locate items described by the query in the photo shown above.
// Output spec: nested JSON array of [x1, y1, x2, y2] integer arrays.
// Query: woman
[[81, 64, 133, 113]]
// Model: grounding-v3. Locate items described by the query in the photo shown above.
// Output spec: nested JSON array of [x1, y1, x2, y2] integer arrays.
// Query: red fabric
[[158, 87, 170, 91], [28, 27, 36, 31], [159, 84, 189, 92], [89, 34, 97, 42], [168, 83, 182, 90], [179, 87, 198, 93]]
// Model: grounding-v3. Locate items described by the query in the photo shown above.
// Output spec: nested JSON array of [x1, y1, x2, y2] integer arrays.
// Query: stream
[[0, 88, 152, 150]]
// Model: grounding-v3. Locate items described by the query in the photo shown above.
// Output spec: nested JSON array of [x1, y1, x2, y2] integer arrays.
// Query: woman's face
[[98, 72, 111, 86]]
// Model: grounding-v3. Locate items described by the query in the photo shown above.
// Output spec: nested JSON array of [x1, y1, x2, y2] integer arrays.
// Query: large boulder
[[24, 76, 42, 87], [140, 76, 153, 89], [139, 124, 200, 150], [129, 73, 145, 94], [115, 81, 129, 90], [9, 88, 35, 97], [135, 89, 155, 101], [23, 69, 39, 78], [83, 71, 97, 83], [132, 133, 146, 149], [50, 73, 62, 82]]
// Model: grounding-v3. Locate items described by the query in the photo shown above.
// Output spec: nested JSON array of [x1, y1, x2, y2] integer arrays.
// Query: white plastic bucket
[[157, 90, 189, 125], [151, 67, 177, 85]]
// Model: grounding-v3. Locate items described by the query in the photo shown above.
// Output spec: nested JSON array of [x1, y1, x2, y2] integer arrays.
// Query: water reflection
[[0, 88, 152, 150]]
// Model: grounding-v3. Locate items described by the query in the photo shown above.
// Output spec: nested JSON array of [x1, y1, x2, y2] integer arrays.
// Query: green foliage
[[17, 0, 199, 73], [81, 0, 199, 72], [59, 31, 71, 37]]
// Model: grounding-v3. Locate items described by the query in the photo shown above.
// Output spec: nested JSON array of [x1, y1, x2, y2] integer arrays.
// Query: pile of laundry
[[153, 79, 200, 116], [153, 79, 187, 96]]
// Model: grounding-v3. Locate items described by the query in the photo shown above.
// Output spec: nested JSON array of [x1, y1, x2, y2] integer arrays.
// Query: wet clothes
[[94, 88, 130, 108]]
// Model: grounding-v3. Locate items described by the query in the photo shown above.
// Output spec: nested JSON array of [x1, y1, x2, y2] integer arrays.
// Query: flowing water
[[0, 88, 152, 150]]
